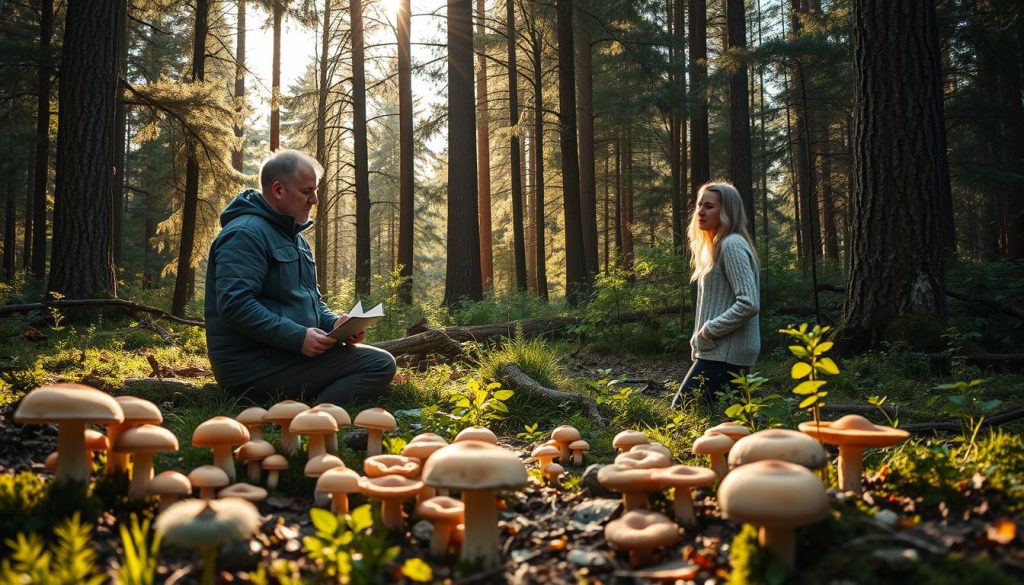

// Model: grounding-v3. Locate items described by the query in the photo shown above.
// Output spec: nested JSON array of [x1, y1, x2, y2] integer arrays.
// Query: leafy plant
[[516, 422, 548, 443], [48, 291, 66, 331], [451, 378, 514, 428], [778, 323, 840, 426], [0, 512, 105, 585], [866, 395, 900, 428], [722, 371, 782, 431], [116, 514, 162, 585], [932, 378, 999, 460]]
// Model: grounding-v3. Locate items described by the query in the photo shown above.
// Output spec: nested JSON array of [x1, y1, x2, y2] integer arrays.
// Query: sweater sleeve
[[702, 236, 760, 340], [213, 227, 308, 353]]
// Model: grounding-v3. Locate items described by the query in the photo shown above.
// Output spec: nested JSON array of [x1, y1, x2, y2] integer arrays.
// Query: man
[[204, 149, 396, 405]]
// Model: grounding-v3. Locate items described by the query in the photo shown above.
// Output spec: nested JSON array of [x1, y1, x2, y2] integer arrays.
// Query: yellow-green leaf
[[815, 357, 839, 375], [793, 380, 827, 395], [349, 505, 374, 533], [309, 508, 338, 534], [791, 362, 813, 379], [492, 390, 514, 400], [799, 395, 820, 409], [788, 345, 810, 358], [814, 341, 834, 355], [401, 558, 434, 582]]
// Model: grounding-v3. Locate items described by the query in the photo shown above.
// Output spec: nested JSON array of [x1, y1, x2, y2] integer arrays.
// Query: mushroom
[[416, 496, 465, 558], [359, 474, 424, 532], [155, 497, 261, 585], [630, 442, 673, 461], [14, 383, 124, 484], [409, 432, 447, 444], [261, 454, 289, 490], [530, 444, 561, 470], [605, 510, 680, 567], [315, 467, 361, 514], [113, 423, 180, 499], [542, 462, 565, 487], [219, 483, 268, 504], [596, 465, 662, 512], [148, 470, 192, 510], [353, 407, 397, 456], [651, 464, 718, 526], [402, 437, 448, 502], [235, 440, 276, 483], [288, 410, 338, 460], [305, 454, 345, 505], [309, 403, 351, 455], [798, 414, 910, 495], [550, 425, 581, 462], [264, 400, 310, 455], [706, 421, 752, 442], [612, 429, 650, 453], [615, 449, 671, 470], [728, 429, 826, 471], [235, 407, 268, 441], [192, 416, 250, 483], [568, 439, 590, 466], [107, 396, 163, 474], [44, 431, 109, 469], [189, 465, 230, 500], [717, 459, 829, 568], [454, 426, 498, 444], [692, 432, 734, 478], [422, 440, 528, 569], [364, 454, 420, 478]]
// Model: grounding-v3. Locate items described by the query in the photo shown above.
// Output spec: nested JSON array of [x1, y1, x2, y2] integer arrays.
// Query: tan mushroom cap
[[422, 441, 528, 490], [417, 495, 465, 522], [359, 474, 425, 499], [316, 467, 361, 493], [652, 464, 718, 488], [309, 403, 352, 427], [148, 470, 192, 497], [569, 439, 590, 452], [364, 454, 421, 478], [189, 465, 231, 490], [551, 425, 581, 443], [235, 407, 267, 428], [14, 383, 124, 424], [155, 497, 260, 549], [401, 439, 447, 461], [85, 429, 110, 451], [219, 483, 269, 502], [530, 444, 561, 467], [353, 407, 397, 431], [192, 416, 250, 447], [261, 454, 289, 471], [542, 462, 566, 481], [798, 414, 910, 447], [612, 429, 650, 451], [692, 431, 734, 455], [630, 442, 672, 460], [454, 426, 498, 443], [113, 424, 179, 453], [728, 429, 827, 470], [264, 400, 310, 424], [615, 450, 671, 469], [706, 421, 751, 441], [596, 465, 663, 494], [605, 510, 680, 566], [114, 396, 163, 424], [305, 454, 345, 477], [410, 432, 447, 444], [290, 410, 339, 435], [718, 460, 829, 528], [236, 440, 276, 462]]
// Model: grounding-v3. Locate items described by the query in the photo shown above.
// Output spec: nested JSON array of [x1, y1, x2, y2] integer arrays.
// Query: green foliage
[[932, 379, 1000, 459], [0, 472, 47, 545], [0, 512, 105, 585], [116, 514, 162, 585], [452, 289, 565, 327], [475, 329, 563, 388], [867, 395, 900, 428], [721, 371, 784, 431], [588, 369, 642, 425], [726, 524, 789, 585], [515, 422, 548, 443], [779, 323, 840, 424], [47, 291, 67, 331], [451, 378, 514, 428]]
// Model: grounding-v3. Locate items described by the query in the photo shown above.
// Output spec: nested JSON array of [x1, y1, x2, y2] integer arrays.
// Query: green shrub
[[0, 472, 47, 545]]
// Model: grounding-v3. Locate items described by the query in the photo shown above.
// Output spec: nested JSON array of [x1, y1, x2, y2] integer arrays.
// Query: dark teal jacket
[[204, 190, 337, 388]]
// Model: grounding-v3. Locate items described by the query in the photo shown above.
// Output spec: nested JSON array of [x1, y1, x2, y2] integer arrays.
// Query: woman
[[671, 182, 760, 409]]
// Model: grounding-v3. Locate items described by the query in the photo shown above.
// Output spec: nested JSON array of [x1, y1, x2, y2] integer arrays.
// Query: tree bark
[[314, 0, 333, 294], [576, 4, 598, 278], [111, 0, 128, 269], [476, 0, 494, 290], [443, 0, 483, 307], [507, 0, 527, 291], [397, 0, 414, 303], [233, 0, 246, 172], [688, 0, 709, 192], [3, 195, 15, 279], [270, 1, 282, 152], [352, 0, 371, 298], [48, 0, 118, 299], [30, 0, 53, 280], [840, 0, 949, 352], [727, 0, 754, 236], [528, 10, 548, 300], [621, 131, 634, 265]]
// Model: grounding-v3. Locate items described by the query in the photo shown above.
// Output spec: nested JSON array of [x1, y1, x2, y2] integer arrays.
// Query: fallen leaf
[[985, 519, 1017, 545]]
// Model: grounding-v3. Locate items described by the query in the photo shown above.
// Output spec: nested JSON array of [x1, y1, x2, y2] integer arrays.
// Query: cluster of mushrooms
[[13, 382, 911, 574]]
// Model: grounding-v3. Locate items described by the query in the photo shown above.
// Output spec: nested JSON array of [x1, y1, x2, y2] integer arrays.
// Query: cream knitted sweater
[[691, 233, 760, 367]]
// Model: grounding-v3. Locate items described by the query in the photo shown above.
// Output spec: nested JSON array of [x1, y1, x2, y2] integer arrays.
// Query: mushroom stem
[[247, 461, 261, 483], [129, 453, 155, 500], [366, 429, 384, 456], [267, 470, 280, 490], [379, 498, 405, 532], [430, 521, 455, 558], [622, 491, 650, 512], [837, 445, 865, 495], [709, 454, 728, 478], [572, 450, 583, 466], [759, 525, 796, 569], [557, 443, 569, 463], [199, 486, 217, 500], [281, 430, 300, 455], [672, 489, 697, 526], [307, 435, 327, 458], [628, 547, 655, 568], [212, 445, 237, 483], [330, 493, 349, 515], [106, 424, 130, 473], [460, 489, 500, 570], [248, 427, 264, 442], [56, 421, 90, 484], [199, 544, 218, 585], [158, 494, 178, 511]]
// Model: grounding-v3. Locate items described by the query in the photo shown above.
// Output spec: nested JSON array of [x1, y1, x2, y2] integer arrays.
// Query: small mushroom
[[14, 383, 124, 484], [315, 467, 361, 514], [85, 429, 110, 465], [550, 425, 581, 462], [189, 465, 230, 500], [605, 510, 680, 567], [264, 400, 310, 455], [289, 410, 339, 460], [542, 462, 565, 487], [353, 407, 397, 456], [402, 437, 448, 502], [798, 414, 910, 495], [148, 470, 192, 510], [706, 421, 752, 442], [630, 442, 673, 461], [416, 496, 465, 558], [261, 454, 289, 490], [718, 460, 829, 568], [454, 425, 498, 444], [530, 444, 561, 470], [235, 407, 268, 441], [612, 429, 650, 453], [155, 497, 261, 585], [192, 417, 250, 483], [305, 454, 345, 505], [692, 432, 734, 478], [309, 403, 351, 455], [364, 454, 420, 478], [359, 474, 424, 532], [113, 424, 180, 499], [235, 440, 276, 483], [219, 483, 268, 504], [615, 449, 671, 470], [107, 396, 163, 474], [651, 464, 718, 526], [728, 429, 826, 471], [568, 439, 590, 465], [597, 464, 662, 512]]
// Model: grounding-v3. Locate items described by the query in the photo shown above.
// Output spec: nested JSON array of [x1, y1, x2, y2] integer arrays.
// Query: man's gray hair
[[259, 149, 324, 192]]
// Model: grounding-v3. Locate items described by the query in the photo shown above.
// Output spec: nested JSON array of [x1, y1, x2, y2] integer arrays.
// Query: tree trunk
[[49, 0, 118, 299], [314, 0, 333, 294], [688, 0, 709, 192], [3, 195, 15, 279], [556, 0, 588, 306], [30, 0, 52, 280], [669, 0, 686, 250], [525, 128, 537, 292], [614, 134, 622, 257], [840, 0, 949, 352], [529, 14, 548, 300], [270, 1, 282, 152], [507, 0, 527, 290], [475, 0, 493, 290], [233, 0, 246, 172], [397, 0, 414, 303], [111, 0, 128, 269], [727, 0, 754, 236], [171, 0, 208, 316], [576, 5, 598, 278], [442, 0, 483, 307], [352, 0, 371, 298], [621, 131, 634, 265]]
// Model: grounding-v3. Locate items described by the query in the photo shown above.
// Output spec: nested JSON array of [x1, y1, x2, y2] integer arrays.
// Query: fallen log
[[0, 298, 204, 327], [499, 363, 606, 425], [372, 328, 463, 358], [899, 406, 1024, 435]]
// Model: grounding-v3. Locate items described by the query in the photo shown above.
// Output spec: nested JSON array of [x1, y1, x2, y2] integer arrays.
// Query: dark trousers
[[670, 358, 745, 409], [234, 343, 397, 407]]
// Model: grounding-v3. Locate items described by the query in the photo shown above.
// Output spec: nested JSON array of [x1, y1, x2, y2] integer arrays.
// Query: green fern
[[0, 512, 105, 585], [116, 514, 162, 585]]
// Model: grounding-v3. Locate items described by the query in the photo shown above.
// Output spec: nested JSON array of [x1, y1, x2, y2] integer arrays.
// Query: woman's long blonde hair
[[687, 181, 758, 282]]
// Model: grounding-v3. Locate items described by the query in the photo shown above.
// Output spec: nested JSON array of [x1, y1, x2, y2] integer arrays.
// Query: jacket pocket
[[300, 246, 318, 289], [694, 334, 717, 353], [270, 245, 301, 291]]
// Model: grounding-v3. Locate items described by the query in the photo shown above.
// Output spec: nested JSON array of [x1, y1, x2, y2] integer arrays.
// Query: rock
[[569, 498, 621, 532], [343, 429, 368, 451], [567, 548, 611, 568], [580, 464, 617, 498], [412, 519, 434, 542], [874, 509, 899, 527], [870, 547, 919, 571]]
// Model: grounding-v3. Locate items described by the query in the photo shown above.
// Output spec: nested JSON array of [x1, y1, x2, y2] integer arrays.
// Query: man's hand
[[302, 327, 338, 357], [332, 316, 365, 345]]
